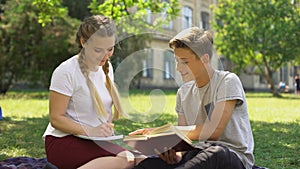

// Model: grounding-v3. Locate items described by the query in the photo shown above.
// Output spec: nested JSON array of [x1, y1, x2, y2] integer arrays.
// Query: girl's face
[[174, 48, 204, 82], [84, 35, 115, 71]]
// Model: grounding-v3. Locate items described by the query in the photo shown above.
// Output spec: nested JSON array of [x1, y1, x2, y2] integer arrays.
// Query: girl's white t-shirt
[[43, 55, 114, 138]]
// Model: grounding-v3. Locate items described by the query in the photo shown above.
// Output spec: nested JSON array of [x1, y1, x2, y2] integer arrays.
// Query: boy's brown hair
[[169, 27, 214, 59]]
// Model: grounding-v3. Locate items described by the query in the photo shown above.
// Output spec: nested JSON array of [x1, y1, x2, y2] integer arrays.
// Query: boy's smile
[[174, 48, 203, 83]]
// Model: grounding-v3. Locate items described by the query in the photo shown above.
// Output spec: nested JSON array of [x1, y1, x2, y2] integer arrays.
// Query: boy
[[132, 27, 254, 169]]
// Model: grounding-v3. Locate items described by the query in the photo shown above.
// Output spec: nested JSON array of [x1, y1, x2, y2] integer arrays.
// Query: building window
[[142, 49, 153, 78], [163, 50, 175, 79], [146, 9, 152, 24], [259, 74, 266, 84], [182, 6, 193, 29], [162, 11, 173, 29], [200, 11, 210, 30], [279, 65, 288, 83]]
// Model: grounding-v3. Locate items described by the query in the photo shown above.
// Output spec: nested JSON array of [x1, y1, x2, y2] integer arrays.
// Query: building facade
[[137, 0, 217, 89], [137, 0, 298, 92]]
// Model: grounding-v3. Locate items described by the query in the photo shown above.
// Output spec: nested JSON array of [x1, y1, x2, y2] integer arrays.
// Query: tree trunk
[[0, 84, 10, 94], [0, 73, 13, 94], [265, 70, 280, 97]]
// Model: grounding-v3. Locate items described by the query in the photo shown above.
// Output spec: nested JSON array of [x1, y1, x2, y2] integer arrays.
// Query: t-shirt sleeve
[[175, 90, 184, 115], [216, 73, 244, 106], [49, 64, 74, 96]]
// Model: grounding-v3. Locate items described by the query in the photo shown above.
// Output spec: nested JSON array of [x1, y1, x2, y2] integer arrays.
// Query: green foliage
[[0, 0, 79, 94], [0, 0, 42, 93], [32, 0, 67, 27], [212, 0, 300, 95], [61, 0, 93, 20], [89, 0, 180, 34], [0, 0, 180, 93]]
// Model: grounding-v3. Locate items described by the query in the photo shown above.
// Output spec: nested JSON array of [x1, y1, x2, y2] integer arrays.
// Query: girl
[[43, 15, 134, 169]]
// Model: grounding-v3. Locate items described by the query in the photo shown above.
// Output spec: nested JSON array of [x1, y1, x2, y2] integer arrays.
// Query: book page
[[175, 125, 196, 131], [147, 123, 174, 135], [175, 125, 196, 136], [125, 124, 193, 144]]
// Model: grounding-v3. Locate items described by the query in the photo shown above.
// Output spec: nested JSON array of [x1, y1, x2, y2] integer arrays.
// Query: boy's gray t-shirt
[[176, 70, 254, 169]]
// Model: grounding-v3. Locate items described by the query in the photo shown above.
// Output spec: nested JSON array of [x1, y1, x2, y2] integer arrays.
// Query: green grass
[[0, 91, 300, 169]]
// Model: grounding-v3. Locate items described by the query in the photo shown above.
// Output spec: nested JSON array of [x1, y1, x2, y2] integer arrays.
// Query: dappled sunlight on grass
[[0, 91, 299, 168], [251, 121, 300, 168], [0, 99, 48, 119], [0, 115, 49, 160], [247, 93, 300, 123]]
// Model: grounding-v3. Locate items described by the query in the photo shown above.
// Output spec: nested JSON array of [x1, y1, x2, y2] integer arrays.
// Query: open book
[[123, 124, 196, 155], [76, 134, 123, 141]]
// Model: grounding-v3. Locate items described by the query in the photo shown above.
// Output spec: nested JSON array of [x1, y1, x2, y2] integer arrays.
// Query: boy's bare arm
[[177, 114, 187, 126], [187, 100, 237, 141]]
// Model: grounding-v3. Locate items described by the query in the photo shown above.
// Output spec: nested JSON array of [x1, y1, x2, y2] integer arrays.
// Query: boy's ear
[[80, 38, 86, 48], [201, 54, 210, 63]]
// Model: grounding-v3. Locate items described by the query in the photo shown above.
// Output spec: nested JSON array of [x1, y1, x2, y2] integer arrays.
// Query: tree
[[0, 0, 180, 93], [0, 0, 78, 94], [32, 0, 68, 27], [61, 0, 93, 20], [212, 0, 300, 96], [88, 0, 180, 89], [32, 0, 180, 89]]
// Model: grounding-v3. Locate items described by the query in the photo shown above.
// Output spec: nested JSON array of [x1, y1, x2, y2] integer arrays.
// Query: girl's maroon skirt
[[45, 135, 126, 169]]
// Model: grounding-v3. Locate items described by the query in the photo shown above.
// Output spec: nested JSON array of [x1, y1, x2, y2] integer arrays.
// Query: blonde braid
[[78, 51, 108, 121], [75, 15, 118, 122], [102, 60, 128, 120]]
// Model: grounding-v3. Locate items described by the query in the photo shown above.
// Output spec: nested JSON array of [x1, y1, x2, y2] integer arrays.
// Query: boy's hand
[[155, 148, 182, 165], [128, 128, 154, 135]]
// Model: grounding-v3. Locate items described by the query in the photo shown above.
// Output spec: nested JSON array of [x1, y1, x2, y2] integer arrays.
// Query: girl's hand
[[85, 123, 114, 137], [155, 148, 182, 165]]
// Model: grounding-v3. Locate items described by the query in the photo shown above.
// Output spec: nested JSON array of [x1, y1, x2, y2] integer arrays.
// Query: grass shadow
[[251, 120, 300, 169], [0, 116, 49, 161], [246, 92, 300, 100], [0, 90, 49, 100], [1, 112, 299, 169]]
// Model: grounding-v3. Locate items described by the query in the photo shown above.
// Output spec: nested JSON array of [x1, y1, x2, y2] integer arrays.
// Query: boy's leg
[[133, 142, 245, 169], [132, 157, 179, 169], [175, 143, 245, 169]]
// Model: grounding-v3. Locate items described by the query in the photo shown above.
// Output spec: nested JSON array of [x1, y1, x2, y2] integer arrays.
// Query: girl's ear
[[80, 38, 86, 48], [201, 54, 210, 63]]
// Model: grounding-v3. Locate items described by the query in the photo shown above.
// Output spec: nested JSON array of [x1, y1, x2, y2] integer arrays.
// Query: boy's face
[[174, 48, 204, 82]]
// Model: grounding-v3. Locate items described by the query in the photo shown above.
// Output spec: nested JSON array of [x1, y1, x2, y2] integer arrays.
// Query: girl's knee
[[119, 158, 134, 169], [117, 151, 135, 169]]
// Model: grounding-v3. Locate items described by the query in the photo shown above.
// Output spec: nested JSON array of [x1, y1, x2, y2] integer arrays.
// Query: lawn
[[0, 90, 299, 169]]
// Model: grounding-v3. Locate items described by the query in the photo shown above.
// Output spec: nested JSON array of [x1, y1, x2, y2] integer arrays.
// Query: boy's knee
[[208, 145, 243, 168], [207, 145, 230, 162], [208, 145, 227, 155]]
